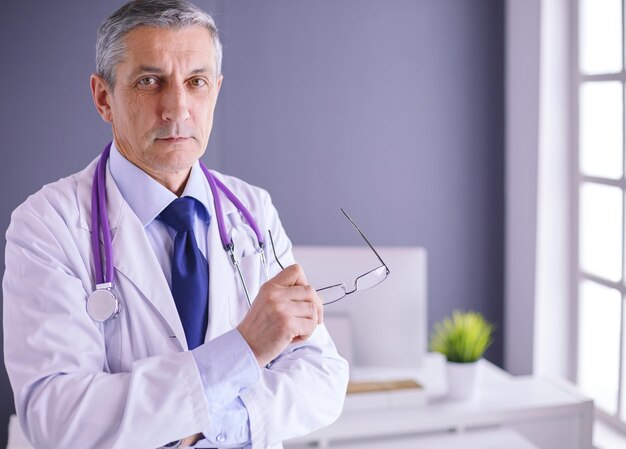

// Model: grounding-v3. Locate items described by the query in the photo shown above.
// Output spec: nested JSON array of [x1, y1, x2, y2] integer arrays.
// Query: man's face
[[94, 25, 222, 182]]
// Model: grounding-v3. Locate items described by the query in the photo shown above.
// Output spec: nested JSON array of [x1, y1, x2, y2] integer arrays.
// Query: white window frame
[[572, 0, 626, 431]]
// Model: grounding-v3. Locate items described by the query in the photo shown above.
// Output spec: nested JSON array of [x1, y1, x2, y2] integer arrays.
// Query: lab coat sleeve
[[2, 190, 211, 449], [241, 328, 349, 448], [192, 329, 258, 446], [239, 189, 350, 448]]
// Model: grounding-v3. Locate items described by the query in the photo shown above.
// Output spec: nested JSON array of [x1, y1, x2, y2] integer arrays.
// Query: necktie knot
[[159, 197, 199, 232]]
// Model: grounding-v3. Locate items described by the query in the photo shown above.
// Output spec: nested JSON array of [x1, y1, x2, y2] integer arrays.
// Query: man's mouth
[[157, 136, 191, 143]]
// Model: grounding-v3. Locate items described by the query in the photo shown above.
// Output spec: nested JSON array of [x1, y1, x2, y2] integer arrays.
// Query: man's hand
[[237, 264, 324, 367], [180, 433, 203, 447]]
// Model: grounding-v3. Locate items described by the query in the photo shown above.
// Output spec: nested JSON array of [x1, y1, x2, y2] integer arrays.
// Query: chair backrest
[[293, 246, 427, 368]]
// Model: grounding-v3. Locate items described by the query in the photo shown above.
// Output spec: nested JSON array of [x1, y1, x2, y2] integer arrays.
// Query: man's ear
[[215, 74, 223, 97], [90, 74, 113, 123]]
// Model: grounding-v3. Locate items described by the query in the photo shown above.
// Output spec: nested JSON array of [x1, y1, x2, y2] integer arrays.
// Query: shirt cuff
[[195, 397, 251, 448], [191, 328, 261, 414]]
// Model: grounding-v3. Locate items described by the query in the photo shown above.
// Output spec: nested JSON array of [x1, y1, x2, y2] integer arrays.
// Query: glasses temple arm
[[340, 208, 390, 272], [267, 229, 285, 271]]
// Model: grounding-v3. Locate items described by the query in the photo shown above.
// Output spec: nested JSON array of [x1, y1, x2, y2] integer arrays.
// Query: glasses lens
[[317, 285, 347, 304], [355, 266, 388, 291]]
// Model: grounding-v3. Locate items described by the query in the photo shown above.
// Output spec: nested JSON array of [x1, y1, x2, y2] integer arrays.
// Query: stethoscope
[[87, 142, 269, 322]]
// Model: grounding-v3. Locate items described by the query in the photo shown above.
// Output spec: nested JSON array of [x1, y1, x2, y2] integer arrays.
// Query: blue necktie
[[159, 197, 209, 350]]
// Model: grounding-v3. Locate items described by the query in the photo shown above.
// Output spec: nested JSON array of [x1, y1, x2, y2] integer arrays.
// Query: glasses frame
[[268, 208, 390, 305]]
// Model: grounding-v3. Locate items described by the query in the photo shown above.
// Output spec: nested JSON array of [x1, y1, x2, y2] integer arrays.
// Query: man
[[3, 1, 348, 448]]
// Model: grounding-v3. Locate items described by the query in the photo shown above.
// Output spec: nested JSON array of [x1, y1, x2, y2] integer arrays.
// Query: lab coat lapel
[[78, 160, 188, 350], [110, 204, 188, 350], [205, 176, 240, 341]]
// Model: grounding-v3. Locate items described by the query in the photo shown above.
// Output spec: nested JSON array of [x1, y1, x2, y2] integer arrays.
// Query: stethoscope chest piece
[[87, 286, 120, 322]]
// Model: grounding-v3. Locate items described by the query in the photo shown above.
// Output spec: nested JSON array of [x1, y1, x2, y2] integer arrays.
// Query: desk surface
[[286, 354, 593, 447], [294, 428, 539, 449]]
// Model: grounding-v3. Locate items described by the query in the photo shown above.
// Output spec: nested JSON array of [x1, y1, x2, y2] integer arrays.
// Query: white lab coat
[[3, 156, 348, 449]]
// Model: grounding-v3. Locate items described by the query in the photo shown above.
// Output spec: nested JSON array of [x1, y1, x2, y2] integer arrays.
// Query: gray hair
[[96, 0, 223, 88]]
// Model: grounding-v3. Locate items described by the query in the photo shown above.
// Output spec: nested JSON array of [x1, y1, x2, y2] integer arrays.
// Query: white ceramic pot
[[446, 360, 479, 400]]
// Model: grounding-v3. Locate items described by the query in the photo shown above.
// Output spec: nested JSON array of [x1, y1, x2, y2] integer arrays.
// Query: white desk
[[305, 428, 539, 449], [285, 354, 594, 449]]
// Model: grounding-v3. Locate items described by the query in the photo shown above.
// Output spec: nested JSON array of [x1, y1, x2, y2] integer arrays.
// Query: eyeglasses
[[269, 208, 390, 305]]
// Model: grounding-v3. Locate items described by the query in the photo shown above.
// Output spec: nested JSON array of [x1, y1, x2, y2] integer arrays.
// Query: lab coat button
[[216, 433, 226, 443]]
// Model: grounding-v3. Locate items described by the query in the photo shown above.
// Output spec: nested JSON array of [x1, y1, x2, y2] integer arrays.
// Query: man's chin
[[152, 138, 204, 158], [154, 149, 203, 169], [151, 157, 199, 176]]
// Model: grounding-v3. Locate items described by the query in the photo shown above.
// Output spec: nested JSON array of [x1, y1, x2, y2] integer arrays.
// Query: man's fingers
[[240, 263, 324, 366], [290, 299, 319, 320], [281, 284, 316, 301], [282, 285, 324, 324], [271, 263, 308, 286], [265, 264, 324, 323], [292, 316, 318, 340]]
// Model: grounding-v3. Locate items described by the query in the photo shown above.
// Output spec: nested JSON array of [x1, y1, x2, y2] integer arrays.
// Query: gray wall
[[215, 0, 504, 360], [0, 1, 504, 447]]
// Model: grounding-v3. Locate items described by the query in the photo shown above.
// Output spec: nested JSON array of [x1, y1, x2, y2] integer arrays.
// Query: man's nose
[[161, 84, 191, 122]]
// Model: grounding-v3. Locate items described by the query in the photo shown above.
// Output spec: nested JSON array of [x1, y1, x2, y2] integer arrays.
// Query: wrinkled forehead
[[119, 25, 218, 77]]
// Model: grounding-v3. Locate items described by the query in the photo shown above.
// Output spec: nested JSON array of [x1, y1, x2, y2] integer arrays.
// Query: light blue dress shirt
[[109, 142, 258, 448]]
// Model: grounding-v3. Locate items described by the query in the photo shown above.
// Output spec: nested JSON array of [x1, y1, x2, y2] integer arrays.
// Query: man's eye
[[137, 77, 158, 86], [190, 78, 207, 87]]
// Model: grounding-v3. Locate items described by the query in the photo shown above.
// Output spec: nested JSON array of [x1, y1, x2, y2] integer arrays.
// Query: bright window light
[[580, 0, 623, 74], [580, 82, 623, 179], [578, 280, 621, 414], [578, 281, 622, 413], [579, 183, 623, 282]]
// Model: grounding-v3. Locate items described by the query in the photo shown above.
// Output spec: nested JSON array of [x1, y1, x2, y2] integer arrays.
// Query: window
[[576, 0, 626, 427]]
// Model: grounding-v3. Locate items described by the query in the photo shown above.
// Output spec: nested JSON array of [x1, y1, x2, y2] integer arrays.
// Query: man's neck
[[113, 140, 192, 197], [148, 169, 191, 197]]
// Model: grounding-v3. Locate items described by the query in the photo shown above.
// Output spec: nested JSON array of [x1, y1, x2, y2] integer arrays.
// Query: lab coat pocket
[[239, 252, 262, 297], [228, 252, 262, 326]]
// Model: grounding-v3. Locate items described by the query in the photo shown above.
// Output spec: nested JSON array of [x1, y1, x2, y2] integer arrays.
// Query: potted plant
[[430, 310, 494, 400]]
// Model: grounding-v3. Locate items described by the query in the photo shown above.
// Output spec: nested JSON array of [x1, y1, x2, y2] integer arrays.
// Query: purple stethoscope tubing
[[88, 142, 266, 320], [199, 161, 264, 250], [91, 143, 114, 286]]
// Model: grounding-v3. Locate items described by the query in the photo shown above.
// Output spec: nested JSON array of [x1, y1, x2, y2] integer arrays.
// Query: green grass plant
[[430, 310, 494, 363]]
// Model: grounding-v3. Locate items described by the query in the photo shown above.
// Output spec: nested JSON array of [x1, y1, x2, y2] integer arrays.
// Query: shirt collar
[[109, 140, 212, 226]]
